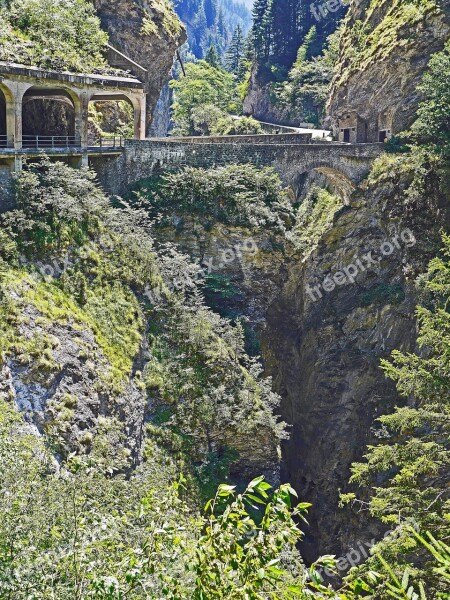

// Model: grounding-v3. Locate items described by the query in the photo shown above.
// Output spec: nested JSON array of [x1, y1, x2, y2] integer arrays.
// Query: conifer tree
[[251, 0, 270, 60], [216, 7, 227, 38], [205, 44, 221, 69], [193, 2, 208, 56], [225, 24, 244, 75]]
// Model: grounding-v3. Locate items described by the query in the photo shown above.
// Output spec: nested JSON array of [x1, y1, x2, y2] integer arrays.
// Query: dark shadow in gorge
[[259, 178, 448, 562]]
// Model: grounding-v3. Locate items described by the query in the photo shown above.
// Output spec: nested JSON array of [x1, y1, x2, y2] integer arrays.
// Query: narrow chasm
[[133, 157, 450, 561]]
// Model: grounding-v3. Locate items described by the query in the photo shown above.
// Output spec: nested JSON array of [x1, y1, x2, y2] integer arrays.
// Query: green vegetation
[[131, 163, 294, 232], [412, 39, 450, 156], [224, 23, 245, 76], [1, 5, 450, 598], [335, 0, 440, 87], [173, 0, 251, 61], [213, 115, 263, 135], [170, 60, 239, 135], [251, 0, 344, 69], [189, 104, 263, 136], [339, 40, 450, 599], [273, 28, 341, 126], [342, 232, 450, 599], [0, 0, 112, 73], [0, 161, 341, 600], [89, 101, 135, 140], [359, 283, 405, 307], [288, 186, 343, 255], [0, 159, 287, 467], [0, 396, 346, 599], [191, 104, 263, 136], [143, 0, 183, 39]]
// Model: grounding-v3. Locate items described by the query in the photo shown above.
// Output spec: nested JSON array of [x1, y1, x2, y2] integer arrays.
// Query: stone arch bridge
[[91, 137, 384, 199], [0, 56, 383, 202]]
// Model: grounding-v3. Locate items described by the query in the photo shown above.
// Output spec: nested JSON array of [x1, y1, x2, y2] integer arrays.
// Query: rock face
[[149, 82, 173, 137], [93, 0, 186, 132], [326, 0, 450, 140], [0, 277, 148, 464], [148, 160, 450, 561], [263, 169, 450, 560], [243, 66, 303, 127], [153, 218, 288, 346], [0, 263, 282, 482]]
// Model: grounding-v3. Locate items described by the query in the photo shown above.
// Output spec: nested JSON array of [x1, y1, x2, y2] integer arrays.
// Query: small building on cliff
[[336, 109, 394, 144]]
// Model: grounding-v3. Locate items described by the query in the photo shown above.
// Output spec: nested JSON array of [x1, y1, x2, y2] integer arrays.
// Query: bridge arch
[[287, 165, 356, 202], [22, 86, 80, 146], [277, 157, 360, 203], [89, 92, 145, 141], [0, 83, 15, 147]]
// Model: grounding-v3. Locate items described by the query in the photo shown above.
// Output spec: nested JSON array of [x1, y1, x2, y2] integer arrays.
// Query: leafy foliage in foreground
[[0, 394, 345, 599]]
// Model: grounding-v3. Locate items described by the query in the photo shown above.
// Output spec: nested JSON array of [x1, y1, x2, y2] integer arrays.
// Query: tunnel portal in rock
[[22, 87, 78, 143]]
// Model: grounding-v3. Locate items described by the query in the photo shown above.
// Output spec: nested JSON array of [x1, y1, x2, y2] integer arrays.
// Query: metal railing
[[22, 135, 81, 149], [0, 134, 126, 151], [97, 136, 124, 149], [0, 135, 12, 149]]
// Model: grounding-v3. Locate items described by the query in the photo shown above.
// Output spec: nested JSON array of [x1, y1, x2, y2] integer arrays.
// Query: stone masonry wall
[[91, 139, 383, 195], [163, 133, 313, 145]]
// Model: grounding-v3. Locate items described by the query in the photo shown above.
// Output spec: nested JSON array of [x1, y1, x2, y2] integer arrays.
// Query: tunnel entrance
[[22, 87, 77, 148]]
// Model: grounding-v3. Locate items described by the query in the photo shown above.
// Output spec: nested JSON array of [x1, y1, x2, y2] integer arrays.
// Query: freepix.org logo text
[[310, 0, 345, 22]]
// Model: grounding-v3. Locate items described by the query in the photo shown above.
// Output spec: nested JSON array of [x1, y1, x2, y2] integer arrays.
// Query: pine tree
[[249, 0, 345, 68], [224, 24, 244, 75], [216, 7, 227, 38], [251, 0, 270, 60], [205, 44, 221, 69], [341, 232, 450, 598], [193, 2, 208, 57]]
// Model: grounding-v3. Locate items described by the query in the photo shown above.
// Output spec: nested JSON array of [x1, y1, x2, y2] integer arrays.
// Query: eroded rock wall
[[93, 0, 186, 132], [326, 0, 450, 139], [243, 65, 304, 127], [146, 159, 450, 560], [264, 168, 449, 560]]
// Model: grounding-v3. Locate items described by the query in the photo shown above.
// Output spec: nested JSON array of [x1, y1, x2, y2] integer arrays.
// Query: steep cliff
[[93, 0, 186, 131], [326, 0, 450, 139], [0, 162, 284, 489], [243, 65, 300, 126], [138, 154, 449, 561], [264, 154, 450, 560]]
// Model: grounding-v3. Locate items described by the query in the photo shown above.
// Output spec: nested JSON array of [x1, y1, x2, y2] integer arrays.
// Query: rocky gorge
[[1, 0, 450, 596]]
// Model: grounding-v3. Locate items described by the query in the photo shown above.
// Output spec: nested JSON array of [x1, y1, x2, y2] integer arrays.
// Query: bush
[[131, 163, 294, 232], [0, 0, 111, 73], [212, 115, 264, 136], [170, 61, 238, 135]]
